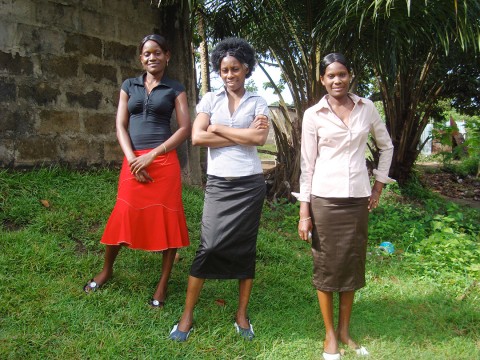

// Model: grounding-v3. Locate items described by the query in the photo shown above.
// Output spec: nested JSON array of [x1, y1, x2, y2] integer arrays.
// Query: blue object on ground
[[379, 241, 395, 254]]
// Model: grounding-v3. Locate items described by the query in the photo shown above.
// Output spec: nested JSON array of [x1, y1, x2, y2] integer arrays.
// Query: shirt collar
[[214, 86, 260, 101], [131, 73, 174, 88], [313, 93, 364, 112]]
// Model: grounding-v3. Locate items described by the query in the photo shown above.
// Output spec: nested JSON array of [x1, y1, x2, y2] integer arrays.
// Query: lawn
[[0, 168, 479, 359]]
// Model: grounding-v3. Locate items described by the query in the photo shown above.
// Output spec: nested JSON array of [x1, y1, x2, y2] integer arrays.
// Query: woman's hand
[[298, 217, 312, 242], [250, 115, 269, 130], [133, 168, 153, 183], [298, 202, 312, 242], [368, 181, 384, 211], [129, 152, 155, 175]]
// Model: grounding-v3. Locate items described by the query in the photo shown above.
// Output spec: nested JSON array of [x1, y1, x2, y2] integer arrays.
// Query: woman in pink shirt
[[297, 53, 394, 360]]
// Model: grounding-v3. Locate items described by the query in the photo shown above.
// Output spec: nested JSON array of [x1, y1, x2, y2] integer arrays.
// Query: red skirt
[[101, 149, 190, 251]]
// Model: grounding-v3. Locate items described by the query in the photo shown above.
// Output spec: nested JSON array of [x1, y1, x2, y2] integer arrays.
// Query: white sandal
[[322, 352, 341, 360], [355, 346, 369, 356]]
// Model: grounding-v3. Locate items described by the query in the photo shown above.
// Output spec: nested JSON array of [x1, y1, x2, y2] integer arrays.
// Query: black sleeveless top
[[121, 74, 185, 150]]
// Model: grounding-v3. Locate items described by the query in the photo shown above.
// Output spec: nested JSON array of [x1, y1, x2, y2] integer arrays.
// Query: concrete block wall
[[0, 0, 201, 183]]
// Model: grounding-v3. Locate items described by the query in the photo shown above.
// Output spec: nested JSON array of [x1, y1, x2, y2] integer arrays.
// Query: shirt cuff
[[373, 169, 396, 184], [292, 192, 310, 202]]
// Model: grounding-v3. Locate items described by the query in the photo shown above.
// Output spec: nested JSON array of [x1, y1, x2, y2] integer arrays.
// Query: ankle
[[93, 271, 111, 285], [179, 313, 193, 328], [235, 312, 249, 323], [323, 337, 338, 354], [153, 288, 167, 301]]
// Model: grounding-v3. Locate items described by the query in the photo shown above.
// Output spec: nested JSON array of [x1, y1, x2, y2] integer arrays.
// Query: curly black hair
[[210, 37, 256, 79]]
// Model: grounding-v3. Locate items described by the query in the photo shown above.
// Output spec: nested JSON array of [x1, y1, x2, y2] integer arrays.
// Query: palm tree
[[155, 0, 480, 189], [205, 0, 328, 200], [318, 0, 480, 183], [196, 4, 210, 96]]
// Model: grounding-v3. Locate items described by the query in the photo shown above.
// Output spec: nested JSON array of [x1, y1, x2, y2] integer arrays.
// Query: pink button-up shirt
[[298, 93, 394, 202]]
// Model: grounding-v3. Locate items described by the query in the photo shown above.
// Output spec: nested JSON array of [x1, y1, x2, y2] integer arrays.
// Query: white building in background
[[419, 123, 434, 155], [419, 120, 466, 155]]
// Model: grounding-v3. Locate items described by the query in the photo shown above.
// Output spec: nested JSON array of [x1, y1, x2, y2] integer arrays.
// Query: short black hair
[[320, 53, 351, 76], [210, 37, 256, 78], [139, 34, 169, 54]]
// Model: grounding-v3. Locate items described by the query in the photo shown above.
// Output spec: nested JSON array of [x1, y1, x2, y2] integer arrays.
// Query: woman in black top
[[83, 35, 191, 308]]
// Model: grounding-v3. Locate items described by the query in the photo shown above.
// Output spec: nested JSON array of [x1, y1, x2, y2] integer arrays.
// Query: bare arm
[[191, 112, 236, 148], [208, 115, 269, 146], [116, 89, 136, 162], [114, 90, 153, 183]]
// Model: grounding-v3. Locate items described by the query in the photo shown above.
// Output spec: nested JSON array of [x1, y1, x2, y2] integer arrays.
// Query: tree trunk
[[160, 0, 202, 185], [196, 7, 210, 96]]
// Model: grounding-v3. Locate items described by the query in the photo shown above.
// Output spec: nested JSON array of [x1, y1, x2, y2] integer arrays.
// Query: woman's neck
[[226, 87, 246, 115], [327, 93, 351, 107], [226, 86, 246, 99], [145, 72, 164, 84]]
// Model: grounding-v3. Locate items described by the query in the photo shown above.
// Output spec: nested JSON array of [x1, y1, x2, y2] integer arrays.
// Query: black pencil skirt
[[189, 174, 266, 279], [310, 196, 369, 292]]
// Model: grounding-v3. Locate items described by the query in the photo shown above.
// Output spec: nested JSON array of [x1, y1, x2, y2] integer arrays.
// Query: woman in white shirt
[[297, 53, 394, 360], [169, 37, 269, 342]]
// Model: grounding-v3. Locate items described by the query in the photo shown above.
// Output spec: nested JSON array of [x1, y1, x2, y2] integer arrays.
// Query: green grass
[[258, 143, 277, 161], [1, 168, 479, 359]]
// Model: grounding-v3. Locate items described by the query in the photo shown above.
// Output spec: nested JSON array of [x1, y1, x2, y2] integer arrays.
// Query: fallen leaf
[[40, 199, 50, 208], [215, 299, 226, 306]]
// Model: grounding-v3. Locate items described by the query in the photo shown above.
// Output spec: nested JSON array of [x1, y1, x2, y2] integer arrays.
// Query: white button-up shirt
[[298, 93, 394, 202], [196, 87, 269, 177]]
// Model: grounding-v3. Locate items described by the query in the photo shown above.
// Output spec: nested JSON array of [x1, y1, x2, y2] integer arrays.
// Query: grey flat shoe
[[169, 323, 193, 342], [234, 318, 255, 341]]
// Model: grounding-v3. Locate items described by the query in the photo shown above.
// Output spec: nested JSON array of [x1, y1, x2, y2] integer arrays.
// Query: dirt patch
[[2, 219, 26, 232], [417, 163, 480, 209]]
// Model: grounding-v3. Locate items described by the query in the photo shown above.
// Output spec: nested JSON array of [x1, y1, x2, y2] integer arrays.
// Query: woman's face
[[321, 61, 351, 99], [219, 55, 249, 93], [140, 40, 170, 75]]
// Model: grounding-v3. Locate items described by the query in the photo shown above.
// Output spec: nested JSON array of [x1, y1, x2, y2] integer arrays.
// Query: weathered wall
[[0, 0, 201, 184]]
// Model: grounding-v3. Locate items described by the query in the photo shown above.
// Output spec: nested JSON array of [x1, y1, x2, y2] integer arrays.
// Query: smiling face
[[139, 40, 170, 76], [320, 61, 351, 99], [219, 55, 249, 94]]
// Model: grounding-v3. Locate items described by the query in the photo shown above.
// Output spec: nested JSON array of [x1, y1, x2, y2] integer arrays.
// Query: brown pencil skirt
[[310, 195, 369, 292]]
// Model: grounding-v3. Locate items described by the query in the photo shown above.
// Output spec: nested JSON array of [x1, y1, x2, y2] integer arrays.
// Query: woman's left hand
[[250, 115, 269, 130], [368, 186, 383, 211], [129, 153, 154, 175]]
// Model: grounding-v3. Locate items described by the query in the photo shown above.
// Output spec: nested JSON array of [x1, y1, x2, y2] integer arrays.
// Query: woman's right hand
[[133, 168, 153, 183], [298, 217, 312, 242]]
